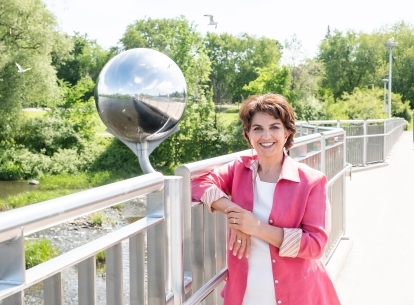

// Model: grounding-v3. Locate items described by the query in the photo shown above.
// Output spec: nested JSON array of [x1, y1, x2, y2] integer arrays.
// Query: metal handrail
[[0, 173, 164, 243]]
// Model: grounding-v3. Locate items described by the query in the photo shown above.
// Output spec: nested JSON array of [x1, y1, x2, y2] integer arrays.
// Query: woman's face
[[246, 112, 290, 160]]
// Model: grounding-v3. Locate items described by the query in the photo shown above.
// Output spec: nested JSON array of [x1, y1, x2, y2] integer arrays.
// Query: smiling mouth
[[260, 142, 275, 147]]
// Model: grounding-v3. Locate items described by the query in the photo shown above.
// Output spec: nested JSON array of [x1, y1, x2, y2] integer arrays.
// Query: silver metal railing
[[296, 118, 404, 167], [0, 119, 404, 305]]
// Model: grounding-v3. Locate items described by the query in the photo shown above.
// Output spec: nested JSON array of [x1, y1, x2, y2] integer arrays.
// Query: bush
[[14, 116, 82, 156], [25, 238, 59, 269]]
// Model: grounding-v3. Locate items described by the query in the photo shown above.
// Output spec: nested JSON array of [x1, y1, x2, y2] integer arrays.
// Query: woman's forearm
[[211, 197, 239, 214]]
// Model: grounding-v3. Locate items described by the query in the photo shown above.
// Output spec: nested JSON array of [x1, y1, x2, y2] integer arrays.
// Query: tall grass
[[25, 238, 59, 268]]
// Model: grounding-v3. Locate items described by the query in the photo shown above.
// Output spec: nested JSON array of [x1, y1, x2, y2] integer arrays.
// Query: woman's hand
[[228, 228, 251, 259], [225, 205, 261, 237]]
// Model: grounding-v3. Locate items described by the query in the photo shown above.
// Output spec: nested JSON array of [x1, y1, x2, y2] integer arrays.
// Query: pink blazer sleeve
[[296, 174, 331, 259], [191, 161, 235, 203]]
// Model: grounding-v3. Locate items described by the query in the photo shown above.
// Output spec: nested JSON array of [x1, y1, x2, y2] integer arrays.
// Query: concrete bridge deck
[[334, 131, 414, 304]]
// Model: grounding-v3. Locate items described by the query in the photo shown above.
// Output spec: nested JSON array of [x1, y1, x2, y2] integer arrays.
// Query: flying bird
[[388, 37, 394, 42], [15, 62, 31, 73], [204, 15, 218, 29]]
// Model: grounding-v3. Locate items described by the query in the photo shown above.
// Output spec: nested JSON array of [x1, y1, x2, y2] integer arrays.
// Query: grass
[[0, 171, 128, 211], [0, 189, 75, 211], [89, 212, 104, 226], [39, 171, 114, 190], [96, 250, 106, 276], [22, 109, 47, 118], [25, 238, 59, 269], [215, 105, 239, 128]]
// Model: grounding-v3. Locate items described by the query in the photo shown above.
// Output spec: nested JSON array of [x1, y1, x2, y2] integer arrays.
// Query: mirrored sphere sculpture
[[95, 48, 187, 143]]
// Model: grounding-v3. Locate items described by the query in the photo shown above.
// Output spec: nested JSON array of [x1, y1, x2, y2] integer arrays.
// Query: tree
[[324, 88, 387, 120], [318, 30, 386, 100], [0, 0, 71, 141], [383, 21, 414, 109], [204, 32, 282, 103], [120, 16, 212, 102], [53, 33, 114, 87]]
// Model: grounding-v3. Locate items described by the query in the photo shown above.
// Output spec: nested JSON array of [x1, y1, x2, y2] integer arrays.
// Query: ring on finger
[[233, 217, 237, 224], [237, 239, 242, 243]]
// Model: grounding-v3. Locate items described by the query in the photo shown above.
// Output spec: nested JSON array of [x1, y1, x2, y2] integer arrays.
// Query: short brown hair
[[239, 94, 296, 150]]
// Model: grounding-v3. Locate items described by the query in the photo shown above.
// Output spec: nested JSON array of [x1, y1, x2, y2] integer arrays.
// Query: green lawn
[[22, 109, 47, 118], [216, 104, 239, 127]]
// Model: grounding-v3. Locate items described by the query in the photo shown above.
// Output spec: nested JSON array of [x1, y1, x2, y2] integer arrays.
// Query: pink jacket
[[191, 154, 341, 305]]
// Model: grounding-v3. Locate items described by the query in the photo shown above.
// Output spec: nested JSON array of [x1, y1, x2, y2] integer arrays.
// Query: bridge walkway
[[334, 131, 414, 304]]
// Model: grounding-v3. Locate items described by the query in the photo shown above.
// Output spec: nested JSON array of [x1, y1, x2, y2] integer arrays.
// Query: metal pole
[[388, 48, 393, 119], [382, 79, 388, 113], [384, 39, 397, 119]]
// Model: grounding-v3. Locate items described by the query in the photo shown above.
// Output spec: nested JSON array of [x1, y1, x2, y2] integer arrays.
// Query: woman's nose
[[262, 129, 270, 138]]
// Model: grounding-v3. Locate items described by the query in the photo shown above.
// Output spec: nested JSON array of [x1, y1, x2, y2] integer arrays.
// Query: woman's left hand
[[225, 205, 260, 237]]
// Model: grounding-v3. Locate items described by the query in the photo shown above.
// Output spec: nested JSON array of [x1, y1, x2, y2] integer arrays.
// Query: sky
[[43, 0, 413, 61]]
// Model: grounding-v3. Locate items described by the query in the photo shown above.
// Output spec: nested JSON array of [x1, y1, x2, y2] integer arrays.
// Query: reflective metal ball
[[95, 48, 187, 143]]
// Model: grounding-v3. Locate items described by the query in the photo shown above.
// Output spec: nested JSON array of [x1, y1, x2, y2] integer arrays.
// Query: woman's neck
[[257, 154, 284, 183]]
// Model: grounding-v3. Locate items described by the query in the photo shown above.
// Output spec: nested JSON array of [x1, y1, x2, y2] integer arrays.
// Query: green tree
[[318, 30, 386, 100], [383, 21, 414, 109], [53, 33, 114, 87], [0, 0, 71, 141], [324, 88, 387, 120], [204, 32, 282, 103], [120, 16, 212, 102], [242, 64, 291, 98]]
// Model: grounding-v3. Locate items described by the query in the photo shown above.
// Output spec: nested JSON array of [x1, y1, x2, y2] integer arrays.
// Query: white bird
[[388, 37, 394, 42], [204, 15, 218, 29], [15, 62, 31, 73]]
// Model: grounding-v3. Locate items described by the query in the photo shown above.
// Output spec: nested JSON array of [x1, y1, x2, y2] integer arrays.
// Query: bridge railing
[[296, 118, 404, 167], [0, 119, 404, 305], [0, 173, 184, 305]]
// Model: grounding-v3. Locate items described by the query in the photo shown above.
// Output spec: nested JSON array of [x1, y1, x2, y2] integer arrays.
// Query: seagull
[[15, 62, 31, 73], [204, 15, 218, 29]]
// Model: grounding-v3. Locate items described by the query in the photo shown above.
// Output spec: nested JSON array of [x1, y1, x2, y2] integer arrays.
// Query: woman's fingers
[[224, 206, 243, 214], [228, 228, 237, 251], [228, 229, 251, 259]]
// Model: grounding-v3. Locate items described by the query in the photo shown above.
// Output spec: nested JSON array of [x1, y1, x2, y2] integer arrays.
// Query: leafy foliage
[[0, 0, 72, 141], [204, 32, 282, 103], [25, 238, 59, 269], [120, 16, 212, 102], [318, 30, 386, 100], [14, 117, 81, 156]]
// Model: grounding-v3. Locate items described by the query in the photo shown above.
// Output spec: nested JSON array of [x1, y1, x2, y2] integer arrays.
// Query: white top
[[242, 176, 277, 305]]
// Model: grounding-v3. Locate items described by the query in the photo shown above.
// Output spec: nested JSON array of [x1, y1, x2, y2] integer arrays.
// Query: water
[[0, 180, 39, 199]]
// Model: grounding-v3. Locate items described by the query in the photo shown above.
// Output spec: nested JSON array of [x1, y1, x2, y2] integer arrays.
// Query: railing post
[[44, 272, 63, 305], [78, 256, 96, 305], [0, 229, 25, 304], [383, 120, 387, 161], [320, 134, 326, 174], [164, 176, 184, 305], [363, 120, 367, 166], [147, 189, 166, 305]]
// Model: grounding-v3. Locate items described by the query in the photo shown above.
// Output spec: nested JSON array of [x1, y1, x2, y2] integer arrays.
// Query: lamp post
[[382, 78, 388, 113], [384, 39, 398, 119]]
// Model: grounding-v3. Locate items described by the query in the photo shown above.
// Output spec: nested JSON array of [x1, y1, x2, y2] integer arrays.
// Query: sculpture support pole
[[137, 141, 156, 173], [108, 126, 180, 174]]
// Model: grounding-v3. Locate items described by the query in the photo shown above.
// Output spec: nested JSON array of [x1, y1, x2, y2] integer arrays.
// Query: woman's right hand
[[228, 228, 251, 259]]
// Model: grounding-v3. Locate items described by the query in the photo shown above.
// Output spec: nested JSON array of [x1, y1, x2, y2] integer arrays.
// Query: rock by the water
[[29, 180, 39, 185]]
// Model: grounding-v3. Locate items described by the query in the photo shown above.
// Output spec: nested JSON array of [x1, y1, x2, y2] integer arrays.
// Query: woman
[[191, 94, 341, 305]]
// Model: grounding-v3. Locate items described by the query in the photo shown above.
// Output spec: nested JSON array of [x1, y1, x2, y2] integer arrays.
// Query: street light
[[384, 38, 398, 119], [382, 78, 388, 113]]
